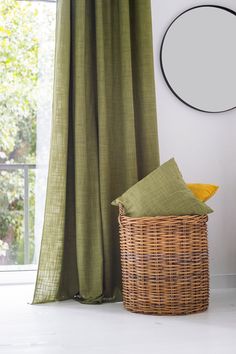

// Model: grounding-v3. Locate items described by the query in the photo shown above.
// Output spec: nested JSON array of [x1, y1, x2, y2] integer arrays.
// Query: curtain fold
[[33, 0, 159, 304]]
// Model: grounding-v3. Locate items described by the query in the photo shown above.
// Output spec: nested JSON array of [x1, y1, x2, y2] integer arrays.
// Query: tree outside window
[[0, 0, 55, 266]]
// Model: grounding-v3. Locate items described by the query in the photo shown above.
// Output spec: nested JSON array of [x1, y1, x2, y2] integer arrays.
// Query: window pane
[[0, 0, 56, 269], [0, 169, 24, 265]]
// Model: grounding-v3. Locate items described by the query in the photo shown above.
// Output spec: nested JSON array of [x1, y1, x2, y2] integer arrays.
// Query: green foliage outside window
[[0, 0, 50, 265]]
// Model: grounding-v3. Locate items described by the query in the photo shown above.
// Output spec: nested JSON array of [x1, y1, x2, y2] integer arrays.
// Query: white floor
[[0, 285, 236, 354]]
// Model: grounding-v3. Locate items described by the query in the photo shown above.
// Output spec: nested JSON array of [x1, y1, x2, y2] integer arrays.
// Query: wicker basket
[[118, 205, 209, 315]]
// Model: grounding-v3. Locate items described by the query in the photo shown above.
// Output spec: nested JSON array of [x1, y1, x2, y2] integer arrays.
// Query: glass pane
[[0, 0, 56, 270], [0, 169, 24, 265]]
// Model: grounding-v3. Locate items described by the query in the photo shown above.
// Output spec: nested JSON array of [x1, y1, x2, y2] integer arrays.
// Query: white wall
[[151, 0, 236, 287]]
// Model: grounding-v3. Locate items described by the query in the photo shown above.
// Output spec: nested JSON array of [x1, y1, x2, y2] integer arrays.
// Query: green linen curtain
[[33, 0, 159, 304]]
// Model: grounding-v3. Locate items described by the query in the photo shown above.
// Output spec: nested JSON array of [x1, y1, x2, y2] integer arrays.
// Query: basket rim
[[118, 204, 208, 222]]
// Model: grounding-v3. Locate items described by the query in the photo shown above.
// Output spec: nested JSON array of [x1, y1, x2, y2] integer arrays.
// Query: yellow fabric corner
[[187, 183, 219, 202]]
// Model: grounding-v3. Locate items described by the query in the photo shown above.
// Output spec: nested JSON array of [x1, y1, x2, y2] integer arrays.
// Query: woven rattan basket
[[118, 205, 209, 315]]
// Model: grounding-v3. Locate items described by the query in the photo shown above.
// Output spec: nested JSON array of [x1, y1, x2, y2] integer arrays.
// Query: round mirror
[[160, 5, 236, 113]]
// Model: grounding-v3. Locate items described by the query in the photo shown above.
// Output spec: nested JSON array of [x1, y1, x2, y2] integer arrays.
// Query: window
[[0, 0, 56, 274]]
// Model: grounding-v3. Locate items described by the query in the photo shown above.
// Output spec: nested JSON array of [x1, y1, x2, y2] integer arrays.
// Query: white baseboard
[[0, 270, 37, 285], [210, 274, 236, 289]]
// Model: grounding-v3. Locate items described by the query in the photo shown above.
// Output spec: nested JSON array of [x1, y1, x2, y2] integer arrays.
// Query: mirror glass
[[160, 5, 236, 113]]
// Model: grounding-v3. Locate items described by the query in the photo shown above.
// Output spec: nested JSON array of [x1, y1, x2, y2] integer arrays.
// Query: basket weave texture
[[118, 205, 209, 315]]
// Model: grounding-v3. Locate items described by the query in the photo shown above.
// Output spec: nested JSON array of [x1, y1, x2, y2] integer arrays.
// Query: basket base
[[123, 303, 209, 316]]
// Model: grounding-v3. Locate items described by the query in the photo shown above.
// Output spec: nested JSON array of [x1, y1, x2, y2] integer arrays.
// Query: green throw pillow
[[111, 158, 213, 217]]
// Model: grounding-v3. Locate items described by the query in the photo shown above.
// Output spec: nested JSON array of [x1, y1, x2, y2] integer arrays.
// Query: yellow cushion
[[187, 184, 219, 202]]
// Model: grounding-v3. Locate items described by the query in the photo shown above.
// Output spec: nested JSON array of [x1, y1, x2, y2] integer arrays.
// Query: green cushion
[[112, 158, 213, 217]]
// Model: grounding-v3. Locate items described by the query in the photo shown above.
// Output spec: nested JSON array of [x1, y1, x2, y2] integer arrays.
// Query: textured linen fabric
[[33, 0, 159, 304], [112, 159, 213, 217]]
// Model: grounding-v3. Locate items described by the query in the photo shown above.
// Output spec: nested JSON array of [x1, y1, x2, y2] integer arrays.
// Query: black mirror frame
[[160, 5, 236, 114]]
